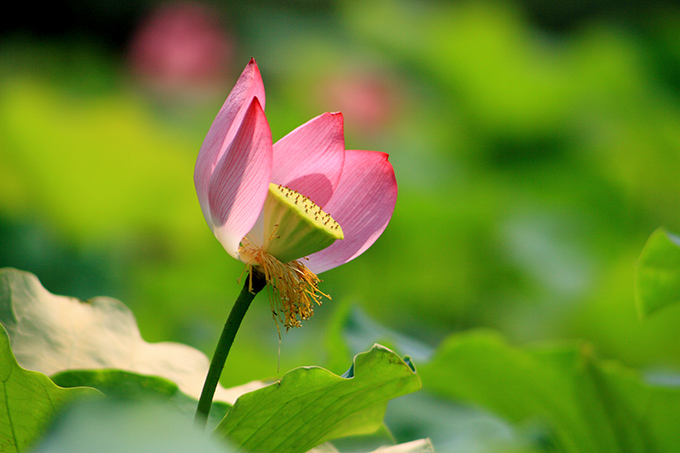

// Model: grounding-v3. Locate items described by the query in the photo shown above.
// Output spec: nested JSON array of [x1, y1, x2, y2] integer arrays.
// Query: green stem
[[194, 270, 266, 428]]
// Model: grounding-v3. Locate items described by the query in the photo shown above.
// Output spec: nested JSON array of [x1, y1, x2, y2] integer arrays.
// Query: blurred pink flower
[[194, 59, 397, 327], [317, 71, 401, 137], [127, 2, 234, 99]]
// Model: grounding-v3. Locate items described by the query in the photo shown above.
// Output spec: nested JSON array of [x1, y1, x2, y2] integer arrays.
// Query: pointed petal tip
[[244, 58, 261, 80], [317, 111, 344, 130], [375, 150, 390, 160], [249, 95, 264, 113], [349, 149, 394, 167]]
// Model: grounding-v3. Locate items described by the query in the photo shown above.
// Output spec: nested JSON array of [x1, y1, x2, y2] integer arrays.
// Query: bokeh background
[[3, 0, 680, 448]]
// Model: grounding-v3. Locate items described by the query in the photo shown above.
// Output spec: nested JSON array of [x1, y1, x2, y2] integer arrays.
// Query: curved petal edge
[[305, 150, 397, 273], [272, 112, 346, 207], [195, 59, 265, 226], [208, 98, 273, 259]]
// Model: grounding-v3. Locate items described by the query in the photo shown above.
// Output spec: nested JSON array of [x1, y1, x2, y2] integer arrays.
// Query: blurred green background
[[2, 0, 680, 426]]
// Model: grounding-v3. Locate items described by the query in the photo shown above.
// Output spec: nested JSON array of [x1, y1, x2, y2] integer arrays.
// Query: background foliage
[[2, 0, 680, 450]]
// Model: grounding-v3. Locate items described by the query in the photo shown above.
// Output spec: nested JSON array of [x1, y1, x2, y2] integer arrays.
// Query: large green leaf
[[216, 345, 421, 453], [51, 369, 229, 431], [32, 398, 233, 453], [0, 268, 428, 452], [0, 324, 99, 452], [47, 372, 432, 453], [420, 330, 680, 453], [0, 267, 253, 404], [635, 227, 680, 317]]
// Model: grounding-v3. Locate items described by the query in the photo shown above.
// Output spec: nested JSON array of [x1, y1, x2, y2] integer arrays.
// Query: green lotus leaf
[[215, 344, 421, 453], [635, 227, 680, 317], [420, 330, 680, 452], [0, 324, 99, 452], [0, 267, 252, 404]]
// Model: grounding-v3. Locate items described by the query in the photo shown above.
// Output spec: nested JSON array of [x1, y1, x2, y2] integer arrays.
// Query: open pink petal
[[195, 59, 265, 223], [209, 98, 273, 259], [271, 112, 345, 207], [305, 150, 397, 274]]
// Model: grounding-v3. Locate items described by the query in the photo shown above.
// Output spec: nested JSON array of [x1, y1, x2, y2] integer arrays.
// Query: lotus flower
[[194, 59, 397, 327]]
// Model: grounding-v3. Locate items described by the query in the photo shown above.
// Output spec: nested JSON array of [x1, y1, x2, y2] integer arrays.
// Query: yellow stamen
[[239, 236, 330, 330]]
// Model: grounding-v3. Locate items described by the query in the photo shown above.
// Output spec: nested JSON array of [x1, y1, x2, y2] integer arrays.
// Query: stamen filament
[[239, 236, 330, 330]]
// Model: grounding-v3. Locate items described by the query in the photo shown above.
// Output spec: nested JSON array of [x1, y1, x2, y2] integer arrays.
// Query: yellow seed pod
[[262, 183, 343, 264]]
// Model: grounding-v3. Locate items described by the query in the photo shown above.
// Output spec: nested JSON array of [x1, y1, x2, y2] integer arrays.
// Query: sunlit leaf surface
[[0, 267, 250, 404], [0, 324, 99, 453], [310, 438, 434, 453]]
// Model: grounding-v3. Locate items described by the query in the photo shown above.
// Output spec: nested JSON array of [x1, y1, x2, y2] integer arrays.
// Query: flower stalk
[[194, 270, 267, 428]]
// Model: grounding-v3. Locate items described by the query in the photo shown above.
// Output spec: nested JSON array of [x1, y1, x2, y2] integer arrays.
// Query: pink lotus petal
[[195, 59, 265, 224], [209, 98, 273, 259], [271, 112, 345, 207], [305, 150, 397, 274]]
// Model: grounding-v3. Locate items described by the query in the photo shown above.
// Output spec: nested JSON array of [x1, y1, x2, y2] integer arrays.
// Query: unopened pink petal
[[305, 150, 397, 274], [209, 98, 273, 259], [195, 59, 265, 224], [271, 112, 345, 207]]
